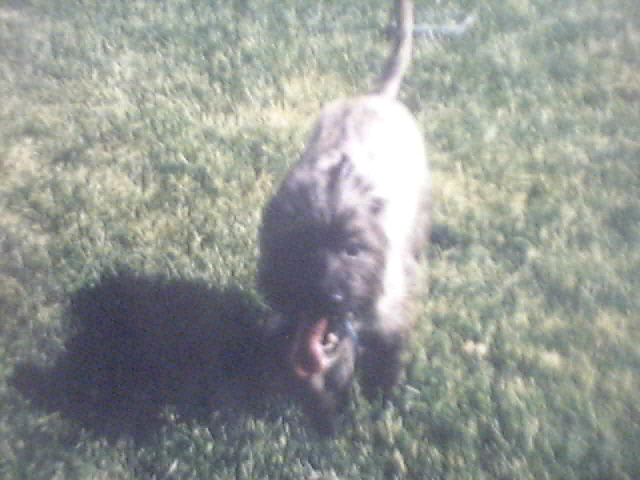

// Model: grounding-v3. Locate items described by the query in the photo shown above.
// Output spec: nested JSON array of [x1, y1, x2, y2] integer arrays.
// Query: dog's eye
[[344, 243, 364, 257]]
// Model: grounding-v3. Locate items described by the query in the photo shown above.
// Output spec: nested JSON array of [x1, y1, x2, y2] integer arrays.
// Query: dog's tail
[[371, 0, 414, 98]]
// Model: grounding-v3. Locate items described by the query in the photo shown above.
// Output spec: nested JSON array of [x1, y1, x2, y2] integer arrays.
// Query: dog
[[258, 0, 430, 434]]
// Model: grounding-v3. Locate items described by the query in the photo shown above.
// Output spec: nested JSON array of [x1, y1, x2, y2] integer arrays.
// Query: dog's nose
[[329, 292, 345, 305], [324, 291, 346, 315]]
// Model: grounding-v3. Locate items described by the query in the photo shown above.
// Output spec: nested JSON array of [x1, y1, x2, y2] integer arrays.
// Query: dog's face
[[259, 206, 386, 319], [259, 153, 387, 316]]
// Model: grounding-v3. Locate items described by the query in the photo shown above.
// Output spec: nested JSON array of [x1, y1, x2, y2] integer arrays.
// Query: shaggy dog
[[258, 0, 430, 434]]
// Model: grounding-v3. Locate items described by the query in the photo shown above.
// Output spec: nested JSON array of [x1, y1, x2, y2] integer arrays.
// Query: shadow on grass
[[10, 271, 287, 442]]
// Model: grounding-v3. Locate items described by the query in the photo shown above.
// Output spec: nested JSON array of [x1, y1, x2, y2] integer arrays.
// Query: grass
[[1, 0, 639, 478]]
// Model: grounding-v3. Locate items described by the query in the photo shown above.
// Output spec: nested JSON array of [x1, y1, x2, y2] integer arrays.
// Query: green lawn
[[1, 0, 639, 478]]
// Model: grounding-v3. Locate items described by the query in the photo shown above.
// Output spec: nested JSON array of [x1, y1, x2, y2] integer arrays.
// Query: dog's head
[[258, 153, 388, 319]]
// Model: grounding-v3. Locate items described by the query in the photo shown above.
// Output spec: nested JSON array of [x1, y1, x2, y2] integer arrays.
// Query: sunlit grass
[[1, 0, 639, 478]]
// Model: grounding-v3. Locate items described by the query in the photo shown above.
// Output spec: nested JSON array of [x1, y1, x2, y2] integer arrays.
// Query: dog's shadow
[[10, 271, 285, 442]]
